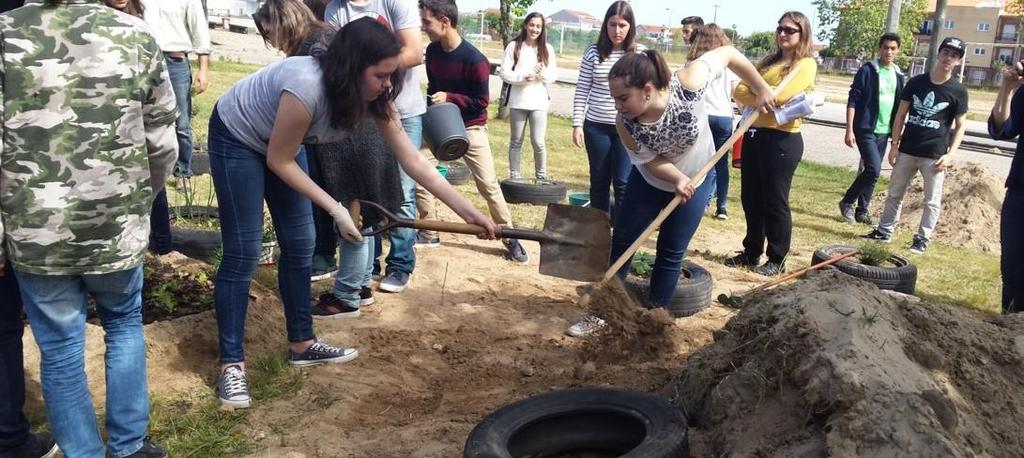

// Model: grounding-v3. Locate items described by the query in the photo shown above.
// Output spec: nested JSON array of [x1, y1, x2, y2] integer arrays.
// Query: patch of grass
[[149, 354, 301, 457], [859, 242, 894, 267]]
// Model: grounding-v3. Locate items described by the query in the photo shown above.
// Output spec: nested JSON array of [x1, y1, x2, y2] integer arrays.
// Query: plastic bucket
[[422, 102, 469, 161], [436, 164, 449, 179], [569, 192, 590, 207]]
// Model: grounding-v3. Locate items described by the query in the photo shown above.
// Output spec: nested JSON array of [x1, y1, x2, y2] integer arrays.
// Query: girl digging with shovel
[[567, 46, 775, 337]]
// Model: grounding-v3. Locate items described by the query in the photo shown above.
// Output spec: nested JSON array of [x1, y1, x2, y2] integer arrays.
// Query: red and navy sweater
[[425, 39, 490, 127]]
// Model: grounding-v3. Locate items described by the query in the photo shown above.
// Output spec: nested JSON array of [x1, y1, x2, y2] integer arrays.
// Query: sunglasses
[[776, 25, 801, 36]]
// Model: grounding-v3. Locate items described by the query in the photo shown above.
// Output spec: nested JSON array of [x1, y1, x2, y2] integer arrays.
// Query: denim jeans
[[334, 229, 377, 305], [707, 115, 733, 213], [611, 168, 715, 307], [0, 264, 28, 454], [165, 55, 194, 176], [16, 266, 148, 458], [208, 108, 316, 363], [583, 120, 632, 216], [377, 115, 421, 276], [842, 133, 889, 215], [876, 154, 945, 242], [1002, 188, 1024, 313], [149, 188, 173, 255]]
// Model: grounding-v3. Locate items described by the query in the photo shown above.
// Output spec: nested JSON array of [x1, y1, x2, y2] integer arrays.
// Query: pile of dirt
[[674, 270, 1024, 457], [871, 162, 1004, 253], [580, 279, 681, 365]]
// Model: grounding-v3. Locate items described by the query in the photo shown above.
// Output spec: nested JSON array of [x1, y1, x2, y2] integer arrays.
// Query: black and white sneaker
[[311, 294, 360, 319], [861, 229, 892, 243], [838, 201, 855, 223], [288, 339, 359, 367], [217, 364, 251, 409], [724, 251, 759, 268], [120, 438, 167, 458], [5, 431, 58, 458], [359, 287, 375, 307], [854, 212, 874, 226], [753, 260, 786, 277], [414, 231, 440, 248], [909, 236, 928, 254]]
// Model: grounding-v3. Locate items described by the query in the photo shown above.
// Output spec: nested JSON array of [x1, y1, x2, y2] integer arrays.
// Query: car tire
[[444, 161, 471, 186], [811, 245, 917, 294], [499, 179, 567, 205], [464, 388, 688, 458], [623, 260, 713, 317]]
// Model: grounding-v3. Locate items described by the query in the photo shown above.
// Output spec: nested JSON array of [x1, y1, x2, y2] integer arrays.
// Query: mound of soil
[[86, 254, 215, 325], [675, 270, 1024, 457], [871, 162, 1004, 253]]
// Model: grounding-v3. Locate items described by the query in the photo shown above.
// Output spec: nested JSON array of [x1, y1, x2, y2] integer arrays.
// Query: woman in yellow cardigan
[[727, 11, 817, 276]]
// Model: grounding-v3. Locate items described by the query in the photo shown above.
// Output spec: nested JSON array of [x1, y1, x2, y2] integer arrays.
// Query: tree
[[499, 0, 542, 47], [813, 0, 927, 58], [743, 31, 776, 58], [723, 27, 741, 46]]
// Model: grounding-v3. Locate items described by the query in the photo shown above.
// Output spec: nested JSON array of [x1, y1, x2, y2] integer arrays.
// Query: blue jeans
[[165, 55, 194, 176], [307, 145, 339, 261], [707, 116, 733, 213], [376, 115, 421, 276], [0, 264, 28, 454], [842, 132, 889, 215], [1003, 188, 1024, 313], [334, 230, 377, 305], [583, 120, 632, 216], [208, 108, 316, 363], [611, 168, 715, 307], [149, 188, 172, 255], [16, 266, 148, 458]]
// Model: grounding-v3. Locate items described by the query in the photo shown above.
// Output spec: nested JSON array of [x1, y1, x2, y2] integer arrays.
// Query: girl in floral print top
[[566, 46, 773, 336]]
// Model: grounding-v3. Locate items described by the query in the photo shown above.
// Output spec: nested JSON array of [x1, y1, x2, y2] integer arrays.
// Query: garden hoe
[[578, 65, 808, 308], [717, 249, 861, 307], [350, 199, 612, 282]]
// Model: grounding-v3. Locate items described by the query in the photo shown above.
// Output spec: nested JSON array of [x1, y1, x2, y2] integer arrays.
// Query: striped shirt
[[572, 43, 645, 126]]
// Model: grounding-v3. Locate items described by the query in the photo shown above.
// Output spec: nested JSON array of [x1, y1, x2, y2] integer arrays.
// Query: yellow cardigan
[[733, 57, 818, 132]]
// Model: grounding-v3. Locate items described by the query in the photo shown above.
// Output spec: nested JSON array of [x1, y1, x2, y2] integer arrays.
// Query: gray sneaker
[[288, 339, 359, 367], [379, 270, 410, 293], [566, 314, 607, 337], [838, 201, 855, 223], [504, 239, 529, 264], [909, 236, 928, 254], [217, 364, 251, 409]]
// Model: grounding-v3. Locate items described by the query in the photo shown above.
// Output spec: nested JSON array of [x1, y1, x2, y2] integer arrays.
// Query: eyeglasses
[[776, 25, 801, 36]]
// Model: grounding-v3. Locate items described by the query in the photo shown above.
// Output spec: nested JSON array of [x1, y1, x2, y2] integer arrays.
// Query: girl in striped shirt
[[571, 0, 644, 215]]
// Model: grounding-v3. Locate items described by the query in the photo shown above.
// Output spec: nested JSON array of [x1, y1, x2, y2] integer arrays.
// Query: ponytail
[[609, 49, 671, 91]]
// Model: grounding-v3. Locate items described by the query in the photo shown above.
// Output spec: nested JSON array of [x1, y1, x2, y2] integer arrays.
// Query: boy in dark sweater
[[418, 0, 528, 264], [863, 37, 969, 254]]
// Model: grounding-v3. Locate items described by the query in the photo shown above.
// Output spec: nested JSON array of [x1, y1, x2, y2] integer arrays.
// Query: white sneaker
[[566, 314, 607, 337]]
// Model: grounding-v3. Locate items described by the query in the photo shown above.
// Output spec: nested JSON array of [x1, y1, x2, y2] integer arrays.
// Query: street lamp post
[[478, 9, 485, 47], [665, 8, 672, 52]]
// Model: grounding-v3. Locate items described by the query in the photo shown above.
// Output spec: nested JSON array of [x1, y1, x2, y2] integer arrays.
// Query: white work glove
[[329, 202, 363, 243]]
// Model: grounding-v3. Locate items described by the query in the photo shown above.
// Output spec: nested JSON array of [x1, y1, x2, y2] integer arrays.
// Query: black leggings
[[740, 128, 803, 263]]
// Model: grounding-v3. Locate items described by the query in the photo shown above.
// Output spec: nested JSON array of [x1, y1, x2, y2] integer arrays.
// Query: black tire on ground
[[499, 179, 567, 205], [444, 161, 471, 186], [170, 227, 221, 261], [624, 260, 713, 317], [463, 388, 688, 458], [190, 153, 211, 176], [811, 245, 917, 294]]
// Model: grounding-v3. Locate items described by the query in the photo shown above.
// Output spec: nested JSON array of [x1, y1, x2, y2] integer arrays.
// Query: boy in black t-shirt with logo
[[862, 37, 969, 254]]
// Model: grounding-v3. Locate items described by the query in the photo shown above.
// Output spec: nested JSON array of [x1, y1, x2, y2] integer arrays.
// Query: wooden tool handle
[[600, 67, 807, 283], [407, 219, 552, 242], [746, 249, 860, 295]]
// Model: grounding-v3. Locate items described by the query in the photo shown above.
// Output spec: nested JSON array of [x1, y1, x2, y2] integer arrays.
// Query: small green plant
[[152, 283, 177, 315], [209, 245, 224, 278], [630, 251, 655, 278], [859, 242, 893, 267], [859, 306, 880, 326], [262, 212, 276, 243]]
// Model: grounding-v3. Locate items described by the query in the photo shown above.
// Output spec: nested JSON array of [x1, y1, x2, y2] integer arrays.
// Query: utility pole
[[884, 0, 902, 33], [712, 4, 721, 23], [926, 0, 948, 73]]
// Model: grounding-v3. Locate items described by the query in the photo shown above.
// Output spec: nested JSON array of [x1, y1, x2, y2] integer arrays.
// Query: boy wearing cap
[[862, 37, 969, 254]]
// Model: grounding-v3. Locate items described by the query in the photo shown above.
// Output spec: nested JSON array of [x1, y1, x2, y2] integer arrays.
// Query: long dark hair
[[596, 1, 637, 63], [318, 17, 404, 130], [512, 12, 549, 68], [609, 49, 671, 91], [758, 11, 813, 74]]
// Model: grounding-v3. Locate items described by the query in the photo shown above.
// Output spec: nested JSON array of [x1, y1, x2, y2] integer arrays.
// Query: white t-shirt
[[324, 0, 426, 119], [704, 68, 738, 118], [217, 57, 347, 152], [499, 41, 557, 111]]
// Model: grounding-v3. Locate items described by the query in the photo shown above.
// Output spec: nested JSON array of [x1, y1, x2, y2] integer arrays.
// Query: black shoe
[[854, 212, 873, 225], [838, 201, 855, 223], [110, 438, 165, 458], [714, 209, 728, 220], [909, 236, 928, 254], [2, 432, 58, 458], [503, 239, 530, 264], [414, 230, 440, 248], [311, 294, 360, 320], [288, 339, 359, 367], [724, 251, 759, 268], [860, 229, 892, 243], [359, 287, 375, 306], [753, 260, 786, 277]]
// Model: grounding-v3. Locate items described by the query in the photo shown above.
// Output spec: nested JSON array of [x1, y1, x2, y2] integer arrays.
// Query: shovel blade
[[538, 204, 611, 282]]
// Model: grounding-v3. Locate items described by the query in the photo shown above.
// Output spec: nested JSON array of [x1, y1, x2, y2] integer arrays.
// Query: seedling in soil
[[717, 293, 744, 309], [859, 306, 880, 326], [859, 242, 893, 267]]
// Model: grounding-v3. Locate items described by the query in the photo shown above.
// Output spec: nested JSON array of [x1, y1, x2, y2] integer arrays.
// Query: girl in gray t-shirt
[[207, 17, 496, 409]]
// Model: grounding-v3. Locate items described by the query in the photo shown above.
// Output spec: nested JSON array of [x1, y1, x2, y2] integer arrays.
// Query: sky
[[455, 0, 820, 37]]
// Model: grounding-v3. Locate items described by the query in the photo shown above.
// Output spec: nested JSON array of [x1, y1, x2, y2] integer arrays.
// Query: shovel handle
[[404, 219, 554, 243], [745, 249, 860, 295], [600, 68, 806, 283]]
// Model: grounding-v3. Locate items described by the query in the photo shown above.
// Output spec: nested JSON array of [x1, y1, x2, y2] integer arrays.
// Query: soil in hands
[[675, 270, 1024, 457]]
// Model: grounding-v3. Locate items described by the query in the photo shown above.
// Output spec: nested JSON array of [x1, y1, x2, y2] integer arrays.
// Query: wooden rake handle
[[745, 249, 860, 296], [599, 66, 807, 283]]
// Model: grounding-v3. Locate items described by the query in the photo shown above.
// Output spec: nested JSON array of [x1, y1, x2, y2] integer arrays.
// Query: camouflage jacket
[[0, 1, 178, 275]]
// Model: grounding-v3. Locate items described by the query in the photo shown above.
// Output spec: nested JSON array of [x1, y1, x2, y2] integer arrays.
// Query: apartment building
[[914, 0, 1023, 84]]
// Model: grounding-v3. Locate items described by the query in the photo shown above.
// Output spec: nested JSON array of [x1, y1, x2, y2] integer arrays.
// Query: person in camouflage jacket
[[0, 1, 177, 457]]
